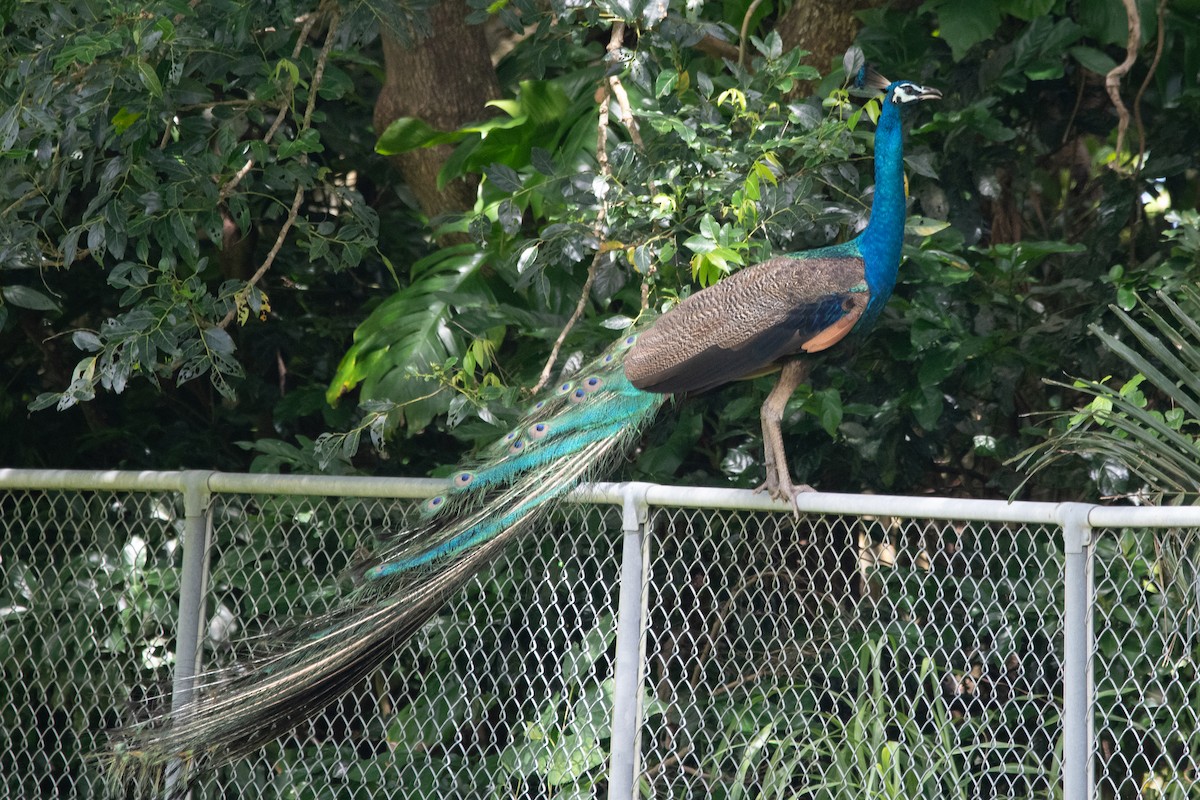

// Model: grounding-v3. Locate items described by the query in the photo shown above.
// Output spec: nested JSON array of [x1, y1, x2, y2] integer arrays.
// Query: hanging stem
[[1104, 0, 1141, 172], [1132, 0, 1170, 180], [737, 0, 765, 69]]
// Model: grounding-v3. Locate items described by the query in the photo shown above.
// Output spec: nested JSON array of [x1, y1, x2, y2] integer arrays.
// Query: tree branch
[[530, 22, 630, 393], [695, 34, 739, 62], [217, 1, 341, 330], [218, 9, 323, 201]]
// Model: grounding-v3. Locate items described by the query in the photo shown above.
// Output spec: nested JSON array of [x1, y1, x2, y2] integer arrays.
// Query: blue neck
[[856, 95, 907, 313]]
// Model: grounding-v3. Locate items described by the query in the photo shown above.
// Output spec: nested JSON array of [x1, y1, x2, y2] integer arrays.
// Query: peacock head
[[887, 81, 942, 105], [857, 67, 941, 107]]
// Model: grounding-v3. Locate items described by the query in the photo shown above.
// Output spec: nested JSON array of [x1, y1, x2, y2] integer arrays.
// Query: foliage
[[1012, 219, 1200, 793], [336, 36, 855, 403], [330, 13, 941, 489], [1091, 526, 1200, 798], [324, 0, 1200, 504], [5, 1, 367, 402], [0, 0, 403, 467], [691, 641, 1029, 800], [824, 0, 1200, 498], [1016, 216, 1200, 502], [979, 212, 1200, 799], [786, 640, 1027, 799], [6, 0, 1200, 495]]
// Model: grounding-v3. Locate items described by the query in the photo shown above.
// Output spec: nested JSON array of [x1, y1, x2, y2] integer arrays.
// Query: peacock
[[106, 70, 941, 790]]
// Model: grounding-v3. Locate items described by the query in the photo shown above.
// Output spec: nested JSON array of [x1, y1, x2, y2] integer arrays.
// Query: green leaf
[[0, 105, 19, 150], [1011, 17, 1082, 80], [484, 164, 523, 193], [918, 347, 959, 386], [530, 147, 556, 175], [1117, 286, 1137, 311], [1068, 45, 1118, 75], [906, 216, 951, 237], [52, 31, 122, 69], [137, 60, 163, 98], [545, 733, 605, 786], [1011, 240, 1087, 261], [515, 80, 569, 126], [375, 117, 463, 155], [1078, 0, 1131, 45], [814, 388, 843, 438], [496, 198, 522, 234], [559, 617, 615, 690], [327, 246, 492, 431], [998, 0, 1055, 19], [278, 128, 323, 159], [516, 244, 539, 273], [2, 285, 61, 312], [655, 68, 679, 98], [202, 327, 236, 356], [274, 57, 301, 86], [932, 0, 1003, 61], [72, 331, 102, 352]]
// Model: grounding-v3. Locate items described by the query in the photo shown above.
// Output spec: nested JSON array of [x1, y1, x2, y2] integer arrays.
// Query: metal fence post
[[608, 483, 652, 800], [165, 471, 215, 796], [1059, 503, 1095, 800]]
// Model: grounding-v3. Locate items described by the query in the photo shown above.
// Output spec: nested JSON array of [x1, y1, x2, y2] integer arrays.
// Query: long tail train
[[106, 331, 665, 791]]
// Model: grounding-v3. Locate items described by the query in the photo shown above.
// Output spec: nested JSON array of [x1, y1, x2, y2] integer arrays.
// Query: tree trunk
[[775, 0, 915, 76], [373, 3, 501, 221]]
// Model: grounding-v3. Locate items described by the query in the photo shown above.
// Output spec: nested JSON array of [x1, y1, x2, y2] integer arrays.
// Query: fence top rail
[[1, 468, 1198, 529]]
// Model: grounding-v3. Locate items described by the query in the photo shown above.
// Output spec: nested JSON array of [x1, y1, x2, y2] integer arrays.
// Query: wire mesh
[[2, 475, 1199, 799], [1090, 527, 1200, 798], [184, 496, 626, 799], [0, 488, 185, 798], [641, 506, 1065, 799]]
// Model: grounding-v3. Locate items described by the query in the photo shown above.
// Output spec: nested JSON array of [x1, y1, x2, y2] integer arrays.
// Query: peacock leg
[[754, 359, 815, 515]]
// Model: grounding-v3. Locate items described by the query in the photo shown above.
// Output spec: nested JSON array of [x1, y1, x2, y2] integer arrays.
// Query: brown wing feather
[[800, 292, 867, 352], [625, 256, 868, 394]]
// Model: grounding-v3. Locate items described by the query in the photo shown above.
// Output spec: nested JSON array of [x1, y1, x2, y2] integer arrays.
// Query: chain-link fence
[[1, 470, 1197, 799]]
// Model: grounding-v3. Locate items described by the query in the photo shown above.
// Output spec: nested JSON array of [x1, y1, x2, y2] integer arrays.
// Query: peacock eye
[[528, 422, 549, 439], [509, 439, 525, 454], [425, 496, 446, 512], [454, 472, 474, 487]]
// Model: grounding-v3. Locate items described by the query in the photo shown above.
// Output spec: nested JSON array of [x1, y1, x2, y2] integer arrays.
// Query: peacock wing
[[624, 255, 869, 394]]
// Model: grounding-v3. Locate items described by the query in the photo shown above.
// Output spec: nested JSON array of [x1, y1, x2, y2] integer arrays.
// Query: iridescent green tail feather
[[104, 332, 665, 794]]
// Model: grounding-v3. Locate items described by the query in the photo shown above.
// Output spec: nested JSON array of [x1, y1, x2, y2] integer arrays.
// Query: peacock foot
[[753, 470, 815, 517]]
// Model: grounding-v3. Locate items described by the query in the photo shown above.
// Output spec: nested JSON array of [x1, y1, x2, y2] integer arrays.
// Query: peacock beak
[[916, 86, 943, 101]]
